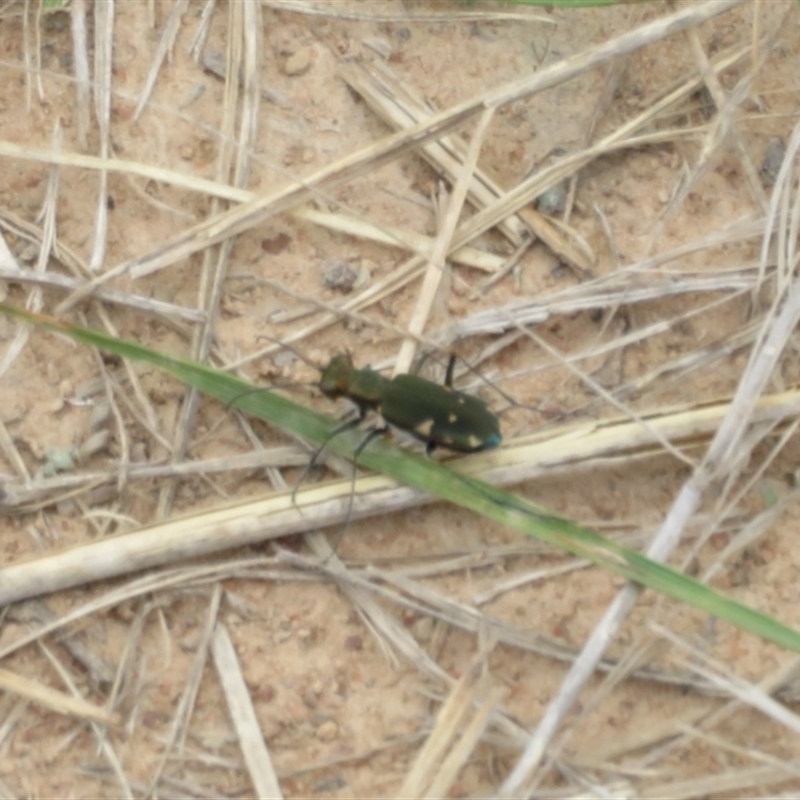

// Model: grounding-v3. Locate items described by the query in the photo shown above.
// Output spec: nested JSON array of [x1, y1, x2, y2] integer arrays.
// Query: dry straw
[[2, 0, 799, 797]]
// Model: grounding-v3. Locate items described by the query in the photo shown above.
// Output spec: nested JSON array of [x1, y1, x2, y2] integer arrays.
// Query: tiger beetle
[[253, 336, 503, 459], [241, 338, 505, 555], [316, 351, 502, 456]]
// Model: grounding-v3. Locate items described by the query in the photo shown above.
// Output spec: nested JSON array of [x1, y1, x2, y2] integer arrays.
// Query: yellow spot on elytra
[[415, 418, 434, 438]]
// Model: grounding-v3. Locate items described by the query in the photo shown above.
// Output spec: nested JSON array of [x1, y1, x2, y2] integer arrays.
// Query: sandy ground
[[1, 1, 800, 797]]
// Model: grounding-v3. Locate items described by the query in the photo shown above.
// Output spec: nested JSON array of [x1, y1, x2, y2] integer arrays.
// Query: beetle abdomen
[[381, 374, 501, 453]]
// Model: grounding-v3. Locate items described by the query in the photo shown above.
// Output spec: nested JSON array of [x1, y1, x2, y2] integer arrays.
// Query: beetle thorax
[[318, 353, 355, 400]]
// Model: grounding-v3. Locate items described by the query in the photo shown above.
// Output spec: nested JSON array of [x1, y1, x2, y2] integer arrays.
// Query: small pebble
[[284, 47, 313, 76], [535, 183, 567, 215], [254, 684, 275, 703], [321, 260, 358, 293], [315, 720, 339, 741]]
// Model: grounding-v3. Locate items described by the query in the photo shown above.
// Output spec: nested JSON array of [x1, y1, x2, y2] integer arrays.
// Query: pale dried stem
[[0, 122, 61, 381], [88, 0, 114, 273], [261, 0, 554, 25], [291, 206, 503, 273], [300, 532, 450, 679], [38, 641, 131, 798], [640, 764, 800, 799], [52, 0, 737, 312], [655, 624, 800, 736], [7, 597, 114, 684], [149, 585, 223, 794], [400, 650, 497, 798], [683, 19, 768, 213], [70, 0, 90, 150], [2, 446, 306, 512], [156, 0, 259, 520], [395, 107, 495, 375], [0, 38, 747, 349], [0, 665, 118, 727], [134, 0, 189, 121], [212, 622, 283, 799], [3, 388, 800, 607], [340, 60, 590, 272], [0, 264, 205, 321], [499, 102, 800, 800]]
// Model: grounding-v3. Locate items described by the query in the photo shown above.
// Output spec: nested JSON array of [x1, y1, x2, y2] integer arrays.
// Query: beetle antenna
[[257, 334, 321, 372], [290, 412, 363, 506], [418, 349, 546, 416], [225, 378, 311, 413], [226, 337, 323, 412]]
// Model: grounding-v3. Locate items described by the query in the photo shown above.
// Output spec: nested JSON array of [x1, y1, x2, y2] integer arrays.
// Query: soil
[[1, 1, 800, 798]]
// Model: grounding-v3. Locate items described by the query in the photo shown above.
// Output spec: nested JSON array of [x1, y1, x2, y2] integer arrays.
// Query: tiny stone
[[535, 183, 567, 215], [179, 144, 195, 161], [315, 720, 338, 741], [284, 47, 313, 76], [321, 260, 358, 293], [254, 683, 275, 703]]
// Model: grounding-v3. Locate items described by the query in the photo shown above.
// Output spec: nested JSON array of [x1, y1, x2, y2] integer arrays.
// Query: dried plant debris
[[1, 1, 800, 798]]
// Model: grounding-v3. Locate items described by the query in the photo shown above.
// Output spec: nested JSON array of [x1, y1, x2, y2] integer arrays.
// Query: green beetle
[[318, 352, 501, 455], [248, 342, 504, 550]]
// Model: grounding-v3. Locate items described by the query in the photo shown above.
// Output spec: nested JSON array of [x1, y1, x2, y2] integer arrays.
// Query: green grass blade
[[3, 302, 800, 655], [504, 0, 633, 6]]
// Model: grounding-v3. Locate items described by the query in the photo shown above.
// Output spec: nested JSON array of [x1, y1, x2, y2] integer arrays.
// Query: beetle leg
[[444, 353, 456, 389], [326, 423, 389, 558], [291, 410, 363, 507]]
